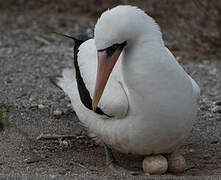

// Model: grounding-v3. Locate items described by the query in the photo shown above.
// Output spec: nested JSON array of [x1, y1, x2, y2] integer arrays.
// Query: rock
[[38, 104, 45, 109], [6, 78, 12, 83], [199, 64, 205, 68], [189, 149, 195, 153], [30, 102, 38, 108], [212, 106, 221, 114], [200, 104, 210, 111], [211, 140, 219, 144], [203, 60, 209, 65], [142, 155, 168, 174], [166, 153, 186, 173], [24, 156, 44, 164], [216, 116, 221, 121], [175, 56, 182, 61], [208, 67, 217, 75], [59, 139, 69, 147], [53, 110, 62, 118], [203, 153, 210, 160], [216, 101, 221, 106]]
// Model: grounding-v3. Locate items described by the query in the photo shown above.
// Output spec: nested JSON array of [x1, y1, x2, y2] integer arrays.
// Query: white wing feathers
[[57, 68, 77, 101]]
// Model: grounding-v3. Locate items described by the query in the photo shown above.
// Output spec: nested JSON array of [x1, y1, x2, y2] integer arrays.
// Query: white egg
[[166, 153, 186, 173], [143, 155, 168, 174]]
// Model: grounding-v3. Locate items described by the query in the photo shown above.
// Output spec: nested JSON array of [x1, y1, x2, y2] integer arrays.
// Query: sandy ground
[[0, 1, 221, 179]]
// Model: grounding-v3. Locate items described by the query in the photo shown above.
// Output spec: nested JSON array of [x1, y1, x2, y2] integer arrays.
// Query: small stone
[[24, 158, 30, 163], [203, 153, 210, 160], [216, 116, 221, 121], [211, 140, 219, 144], [67, 103, 72, 108], [166, 153, 186, 173], [59, 139, 69, 147], [208, 67, 217, 75], [143, 155, 168, 174], [199, 64, 205, 68], [200, 105, 210, 111], [30, 102, 38, 108], [175, 56, 182, 61], [216, 101, 221, 106], [50, 175, 56, 178], [24, 156, 43, 164], [6, 78, 12, 83], [38, 104, 45, 109], [53, 110, 62, 118], [209, 90, 218, 96], [212, 107, 221, 114], [189, 149, 195, 153], [203, 60, 209, 65]]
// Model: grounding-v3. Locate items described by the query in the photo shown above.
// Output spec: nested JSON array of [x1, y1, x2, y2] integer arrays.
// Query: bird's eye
[[112, 44, 118, 50]]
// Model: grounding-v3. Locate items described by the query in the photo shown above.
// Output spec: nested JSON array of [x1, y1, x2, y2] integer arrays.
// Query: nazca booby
[[54, 5, 200, 174]]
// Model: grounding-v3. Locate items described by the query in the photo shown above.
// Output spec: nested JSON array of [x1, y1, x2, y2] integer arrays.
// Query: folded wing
[[57, 39, 129, 118]]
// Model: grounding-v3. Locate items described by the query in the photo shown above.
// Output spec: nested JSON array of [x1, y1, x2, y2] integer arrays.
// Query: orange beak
[[92, 49, 122, 111]]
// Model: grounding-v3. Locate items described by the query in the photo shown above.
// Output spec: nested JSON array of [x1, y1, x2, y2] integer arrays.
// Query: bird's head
[[92, 5, 161, 111]]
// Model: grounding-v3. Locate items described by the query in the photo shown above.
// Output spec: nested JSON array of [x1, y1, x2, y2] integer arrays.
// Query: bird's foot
[[104, 145, 145, 176]]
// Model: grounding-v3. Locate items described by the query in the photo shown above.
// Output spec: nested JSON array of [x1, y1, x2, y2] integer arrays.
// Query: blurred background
[[0, 0, 221, 59], [0, 1, 221, 178]]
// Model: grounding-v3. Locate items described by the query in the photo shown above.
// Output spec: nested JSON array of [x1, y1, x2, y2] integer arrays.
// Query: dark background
[[1, 0, 221, 59]]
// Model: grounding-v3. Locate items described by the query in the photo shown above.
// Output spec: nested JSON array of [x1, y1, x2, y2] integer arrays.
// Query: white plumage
[[57, 5, 200, 156]]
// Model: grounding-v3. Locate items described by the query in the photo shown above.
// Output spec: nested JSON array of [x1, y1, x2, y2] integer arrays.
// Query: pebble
[[6, 78, 12, 83], [200, 104, 210, 111], [50, 175, 57, 178], [216, 116, 221, 121], [175, 56, 182, 61], [203, 60, 209, 65], [38, 104, 45, 109], [208, 67, 217, 75], [24, 156, 43, 164], [67, 103, 72, 108], [30, 102, 38, 108], [203, 153, 210, 160], [216, 101, 221, 106], [189, 149, 195, 153], [199, 64, 205, 68], [59, 139, 69, 147], [53, 110, 62, 118], [211, 140, 219, 144], [212, 106, 221, 114]]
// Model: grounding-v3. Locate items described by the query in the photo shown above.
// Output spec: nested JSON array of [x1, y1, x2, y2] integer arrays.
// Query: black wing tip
[[49, 31, 86, 45], [49, 76, 62, 90], [49, 32, 110, 117]]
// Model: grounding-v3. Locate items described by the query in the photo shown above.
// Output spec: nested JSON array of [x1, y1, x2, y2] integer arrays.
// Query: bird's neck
[[120, 30, 165, 109], [136, 15, 164, 46]]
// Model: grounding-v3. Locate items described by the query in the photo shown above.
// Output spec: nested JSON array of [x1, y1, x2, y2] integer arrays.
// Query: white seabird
[[54, 5, 200, 174]]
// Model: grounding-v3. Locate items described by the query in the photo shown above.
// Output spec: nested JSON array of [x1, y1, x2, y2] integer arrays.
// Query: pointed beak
[[92, 49, 122, 111]]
